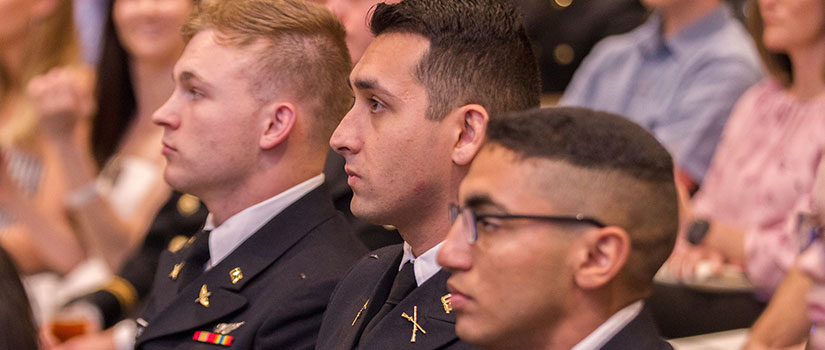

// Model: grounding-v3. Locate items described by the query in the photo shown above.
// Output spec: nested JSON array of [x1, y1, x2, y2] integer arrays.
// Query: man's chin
[[163, 172, 194, 195], [350, 199, 391, 226]]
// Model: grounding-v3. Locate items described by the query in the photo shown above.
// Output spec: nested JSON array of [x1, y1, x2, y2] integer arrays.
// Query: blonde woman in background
[[0, 0, 87, 276], [26, 0, 191, 272]]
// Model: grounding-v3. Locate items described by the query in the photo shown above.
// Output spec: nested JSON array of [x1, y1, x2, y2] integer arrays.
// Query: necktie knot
[[386, 261, 416, 305]]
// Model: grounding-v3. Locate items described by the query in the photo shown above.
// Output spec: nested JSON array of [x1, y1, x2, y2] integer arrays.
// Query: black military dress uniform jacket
[[135, 185, 366, 350], [315, 244, 473, 350]]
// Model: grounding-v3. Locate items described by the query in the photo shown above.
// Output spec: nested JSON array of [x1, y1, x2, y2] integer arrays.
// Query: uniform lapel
[[344, 248, 403, 347], [359, 269, 459, 349], [136, 185, 337, 346]]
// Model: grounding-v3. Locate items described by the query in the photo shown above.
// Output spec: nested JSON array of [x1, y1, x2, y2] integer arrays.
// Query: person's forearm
[[746, 265, 811, 349], [0, 205, 86, 275], [51, 137, 138, 269]]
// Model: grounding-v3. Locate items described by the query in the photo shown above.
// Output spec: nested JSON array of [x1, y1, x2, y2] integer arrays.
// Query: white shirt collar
[[203, 174, 325, 269], [401, 241, 444, 286], [571, 300, 644, 350]]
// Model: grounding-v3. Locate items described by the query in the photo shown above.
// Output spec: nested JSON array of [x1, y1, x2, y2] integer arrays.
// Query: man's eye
[[476, 217, 501, 233], [187, 88, 204, 99], [368, 97, 385, 113]]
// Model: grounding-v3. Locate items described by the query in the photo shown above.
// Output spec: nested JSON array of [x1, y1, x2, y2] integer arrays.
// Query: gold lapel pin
[[441, 294, 452, 314], [167, 236, 188, 253], [214, 321, 245, 335], [230, 267, 243, 284], [401, 306, 426, 343], [351, 299, 369, 326], [195, 284, 211, 307], [177, 194, 200, 217], [169, 262, 184, 280]]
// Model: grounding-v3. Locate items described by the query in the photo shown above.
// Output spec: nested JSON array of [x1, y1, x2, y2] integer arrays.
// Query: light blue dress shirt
[[560, 4, 763, 182], [73, 0, 110, 65]]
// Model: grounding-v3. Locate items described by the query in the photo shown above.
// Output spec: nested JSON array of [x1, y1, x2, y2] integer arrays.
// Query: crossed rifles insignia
[[401, 306, 427, 343]]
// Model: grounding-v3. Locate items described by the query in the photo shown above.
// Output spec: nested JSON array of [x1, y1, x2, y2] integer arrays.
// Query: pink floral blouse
[[692, 79, 825, 298]]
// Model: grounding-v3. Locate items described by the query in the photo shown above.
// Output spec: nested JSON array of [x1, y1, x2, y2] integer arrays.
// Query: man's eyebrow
[[352, 78, 397, 99], [464, 193, 507, 212], [178, 71, 211, 88]]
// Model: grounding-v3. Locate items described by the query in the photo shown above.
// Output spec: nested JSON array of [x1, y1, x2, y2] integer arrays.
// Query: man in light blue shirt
[[561, 0, 762, 189]]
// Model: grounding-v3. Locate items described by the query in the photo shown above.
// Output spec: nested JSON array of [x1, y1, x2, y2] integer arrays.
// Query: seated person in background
[[511, 0, 648, 94], [0, 0, 86, 276], [26, 0, 191, 271], [660, 0, 825, 338], [0, 245, 39, 350], [746, 157, 825, 350], [438, 107, 677, 350], [133, 0, 366, 348], [560, 0, 762, 190]]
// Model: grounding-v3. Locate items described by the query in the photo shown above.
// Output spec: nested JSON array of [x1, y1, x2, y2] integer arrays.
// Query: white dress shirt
[[203, 174, 325, 269], [400, 241, 445, 286], [571, 300, 644, 350]]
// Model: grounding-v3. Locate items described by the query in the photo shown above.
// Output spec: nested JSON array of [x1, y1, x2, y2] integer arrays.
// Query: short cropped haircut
[[369, 0, 541, 121], [487, 107, 678, 295], [182, 0, 352, 142]]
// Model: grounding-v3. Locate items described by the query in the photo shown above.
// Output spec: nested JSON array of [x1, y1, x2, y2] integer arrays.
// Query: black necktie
[[177, 230, 211, 291], [361, 261, 416, 338]]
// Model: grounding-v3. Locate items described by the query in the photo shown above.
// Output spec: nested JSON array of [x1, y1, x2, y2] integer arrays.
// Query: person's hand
[[45, 329, 116, 350], [662, 239, 724, 282], [26, 65, 96, 142]]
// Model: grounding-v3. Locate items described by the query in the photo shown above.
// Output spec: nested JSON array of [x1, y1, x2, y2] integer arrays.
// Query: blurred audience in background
[[28, 0, 189, 272], [0, 0, 87, 276], [655, 0, 825, 338], [560, 0, 762, 191], [512, 0, 647, 94], [2, 0, 192, 345]]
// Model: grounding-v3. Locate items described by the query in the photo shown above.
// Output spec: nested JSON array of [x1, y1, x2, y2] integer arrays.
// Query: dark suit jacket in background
[[316, 244, 472, 350], [135, 185, 366, 349], [601, 305, 673, 350], [511, 0, 648, 93]]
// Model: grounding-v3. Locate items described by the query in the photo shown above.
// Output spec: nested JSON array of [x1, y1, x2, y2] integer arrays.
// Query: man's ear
[[451, 104, 489, 166], [31, 0, 59, 20], [260, 103, 296, 150], [573, 227, 630, 290]]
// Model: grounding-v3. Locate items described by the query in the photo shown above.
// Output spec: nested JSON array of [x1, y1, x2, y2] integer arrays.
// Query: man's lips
[[344, 166, 361, 185], [161, 141, 177, 155], [446, 281, 470, 311]]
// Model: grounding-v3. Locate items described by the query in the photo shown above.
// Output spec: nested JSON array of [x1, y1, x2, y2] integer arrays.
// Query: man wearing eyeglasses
[[438, 107, 677, 350]]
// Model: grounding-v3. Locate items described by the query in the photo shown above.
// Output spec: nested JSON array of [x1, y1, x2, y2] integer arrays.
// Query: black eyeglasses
[[448, 203, 607, 243], [797, 213, 825, 253]]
